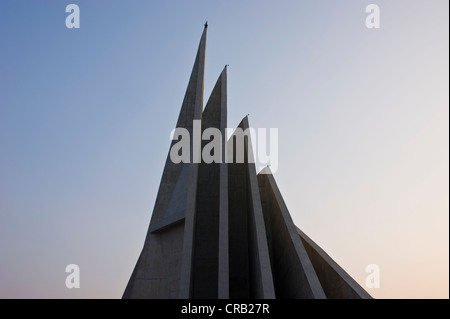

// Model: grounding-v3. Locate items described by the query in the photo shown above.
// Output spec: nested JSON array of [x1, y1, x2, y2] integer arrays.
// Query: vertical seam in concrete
[[218, 68, 229, 299]]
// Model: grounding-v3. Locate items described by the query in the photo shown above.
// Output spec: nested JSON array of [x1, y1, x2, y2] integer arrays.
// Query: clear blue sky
[[0, 1, 448, 298]]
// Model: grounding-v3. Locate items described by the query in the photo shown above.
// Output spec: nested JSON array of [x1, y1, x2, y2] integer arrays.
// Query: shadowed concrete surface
[[257, 167, 371, 299], [296, 227, 372, 299], [123, 25, 372, 299], [258, 168, 326, 299], [192, 67, 228, 298], [227, 118, 276, 299]]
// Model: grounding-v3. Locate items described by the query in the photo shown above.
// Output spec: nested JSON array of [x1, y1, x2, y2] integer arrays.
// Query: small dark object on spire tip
[[204, 21, 208, 28]]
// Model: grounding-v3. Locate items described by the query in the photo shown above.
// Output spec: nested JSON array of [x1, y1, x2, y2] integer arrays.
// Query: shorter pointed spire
[[202, 67, 227, 117]]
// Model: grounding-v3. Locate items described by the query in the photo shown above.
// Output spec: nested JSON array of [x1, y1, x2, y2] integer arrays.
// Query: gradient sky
[[0, 0, 448, 299]]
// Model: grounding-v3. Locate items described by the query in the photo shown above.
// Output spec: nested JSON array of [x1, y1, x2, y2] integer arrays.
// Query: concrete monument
[[123, 25, 372, 299]]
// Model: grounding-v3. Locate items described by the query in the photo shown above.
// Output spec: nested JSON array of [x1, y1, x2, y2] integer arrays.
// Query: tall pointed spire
[[148, 25, 207, 232], [189, 67, 228, 299], [123, 26, 207, 299], [175, 25, 207, 128]]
